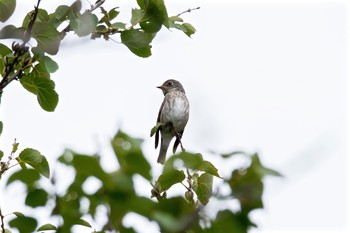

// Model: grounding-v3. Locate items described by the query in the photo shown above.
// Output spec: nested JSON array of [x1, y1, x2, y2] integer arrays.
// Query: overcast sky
[[0, 0, 349, 233]]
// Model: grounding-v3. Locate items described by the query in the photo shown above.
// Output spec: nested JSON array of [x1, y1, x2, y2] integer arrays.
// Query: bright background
[[0, 0, 349, 233]]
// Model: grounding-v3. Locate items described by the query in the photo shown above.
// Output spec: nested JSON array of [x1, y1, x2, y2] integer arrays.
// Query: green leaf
[[9, 216, 37, 233], [164, 152, 203, 172], [209, 210, 247, 233], [136, 0, 169, 32], [168, 17, 196, 37], [111, 22, 126, 30], [0, 43, 11, 57], [32, 22, 61, 55], [72, 154, 107, 182], [37, 223, 57, 231], [152, 197, 197, 232], [6, 169, 40, 187], [20, 74, 59, 112], [0, 150, 3, 160], [193, 173, 213, 205], [0, 24, 25, 40], [111, 130, 152, 180], [41, 55, 59, 73], [25, 188, 48, 207], [18, 148, 50, 178], [130, 8, 143, 26], [0, 0, 16, 22], [220, 151, 248, 158], [76, 219, 92, 228], [22, 9, 49, 28], [251, 153, 283, 177], [70, 11, 98, 37], [121, 29, 151, 58], [0, 120, 3, 136], [150, 122, 164, 137], [157, 169, 185, 191], [13, 212, 24, 217], [198, 160, 221, 178]]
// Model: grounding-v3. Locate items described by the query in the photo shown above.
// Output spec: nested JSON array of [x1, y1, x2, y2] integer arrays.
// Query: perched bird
[[155, 79, 190, 164]]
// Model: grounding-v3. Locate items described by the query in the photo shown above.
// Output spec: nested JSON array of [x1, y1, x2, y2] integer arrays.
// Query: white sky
[[0, 0, 349, 233]]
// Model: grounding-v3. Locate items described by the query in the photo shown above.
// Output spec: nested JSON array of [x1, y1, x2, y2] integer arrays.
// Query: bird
[[154, 79, 189, 164]]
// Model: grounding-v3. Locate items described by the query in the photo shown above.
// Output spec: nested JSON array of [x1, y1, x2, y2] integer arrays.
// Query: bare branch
[[177, 7, 200, 17]]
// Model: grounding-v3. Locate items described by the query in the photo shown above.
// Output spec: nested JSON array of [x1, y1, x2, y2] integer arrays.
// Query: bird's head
[[157, 79, 185, 95]]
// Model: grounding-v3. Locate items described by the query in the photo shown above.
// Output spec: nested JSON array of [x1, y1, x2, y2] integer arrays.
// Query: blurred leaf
[[11, 140, 18, 153], [20, 73, 59, 112], [22, 9, 49, 28], [6, 168, 40, 186], [70, 11, 98, 37], [121, 29, 151, 58], [9, 216, 37, 233], [76, 219, 92, 228], [18, 148, 50, 178], [25, 188, 48, 207], [228, 168, 263, 213], [37, 223, 57, 231], [164, 152, 203, 172], [120, 226, 137, 233], [208, 210, 247, 233], [0, 150, 3, 160], [129, 196, 155, 217], [112, 22, 126, 29], [0, 24, 25, 40], [0, 43, 11, 56], [0, 0, 16, 22], [111, 130, 152, 180], [193, 173, 213, 205], [251, 153, 282, 177], [53, 5, 70, 21], [13, 212, 24, 217], [72, 154, 108, 182], [32, 22, 61, 55], [220, 151, 248, 158], [153, 197, 198, 232], [198, 160, 221, 178], [0, 120, 3, 136], [157, 169, 185, 191], [70, 0, 82, 14]]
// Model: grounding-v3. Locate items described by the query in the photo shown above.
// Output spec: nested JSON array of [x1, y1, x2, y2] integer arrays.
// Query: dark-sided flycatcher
[[155, 79, 189, 164]]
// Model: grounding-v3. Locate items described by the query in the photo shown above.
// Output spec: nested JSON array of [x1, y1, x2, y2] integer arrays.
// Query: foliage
[[2, 130, 280, 232], [0, 0, 196, 111], [0, 0, 281, 232]]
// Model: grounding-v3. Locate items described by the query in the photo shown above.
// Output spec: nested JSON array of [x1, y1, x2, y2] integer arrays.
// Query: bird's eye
[[167, 81, 173, 86]]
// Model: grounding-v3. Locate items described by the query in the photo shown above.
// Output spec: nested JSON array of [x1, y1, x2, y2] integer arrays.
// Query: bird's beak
[[157, 85, 165, 90]]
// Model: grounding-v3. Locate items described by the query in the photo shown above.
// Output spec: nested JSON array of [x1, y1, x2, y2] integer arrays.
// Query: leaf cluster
[[0, 0, 197, 112], [1, 130, 280, 233]]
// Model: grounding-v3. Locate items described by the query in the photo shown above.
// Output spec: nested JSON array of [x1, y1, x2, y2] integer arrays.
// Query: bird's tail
[[157, 137, 171, 164]]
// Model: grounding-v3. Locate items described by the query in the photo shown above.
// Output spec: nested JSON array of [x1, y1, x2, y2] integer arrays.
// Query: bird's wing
[[155, 99, 165, 149]]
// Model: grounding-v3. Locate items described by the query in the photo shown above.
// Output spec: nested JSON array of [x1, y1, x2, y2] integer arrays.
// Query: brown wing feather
[[155, 99, 165, 149]]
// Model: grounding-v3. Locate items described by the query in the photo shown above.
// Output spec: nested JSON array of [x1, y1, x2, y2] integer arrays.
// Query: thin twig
[[0, 204, 5, 233], [0, 0, 41, 94], [177, 7, 200, 17]]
